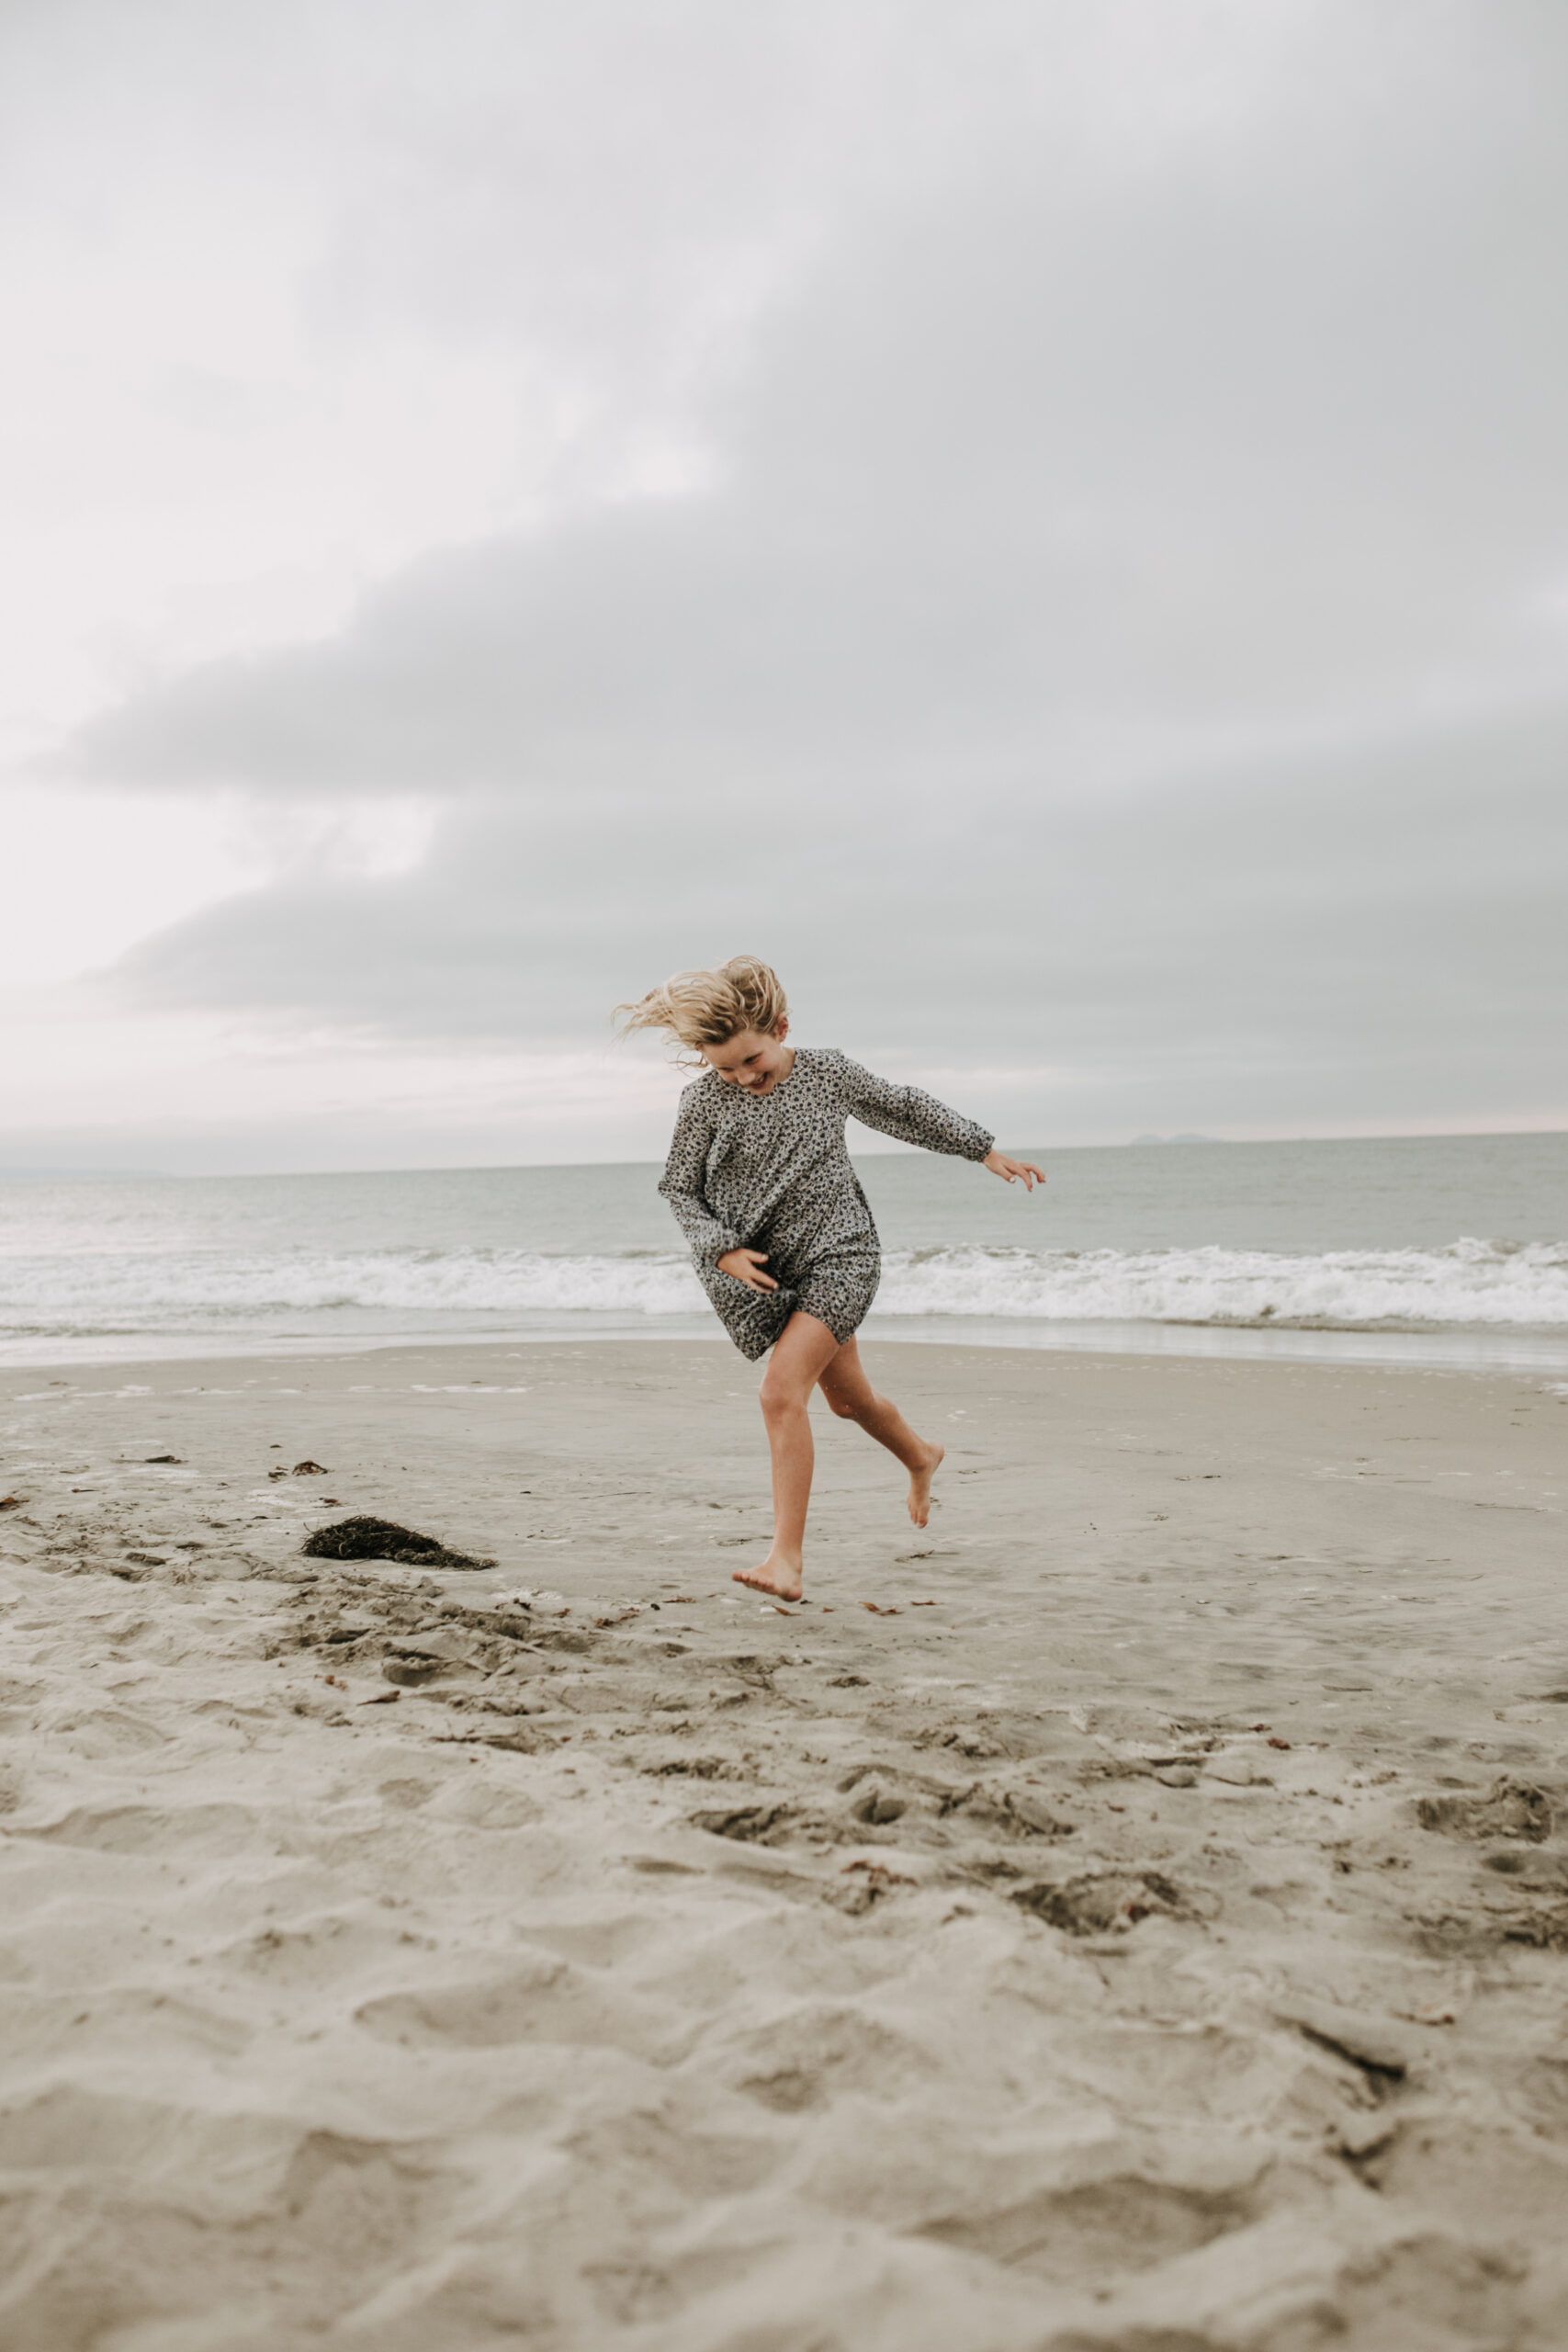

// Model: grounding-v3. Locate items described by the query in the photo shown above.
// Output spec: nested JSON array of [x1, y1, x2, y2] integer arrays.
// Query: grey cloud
[[118, 700, 1568, 1131], [42, 1, 1568, 1134], [66, 5, 1568, 802]]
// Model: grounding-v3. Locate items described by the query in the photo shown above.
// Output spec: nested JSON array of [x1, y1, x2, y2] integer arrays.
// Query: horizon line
[[3, 1125, 1566, 1182]]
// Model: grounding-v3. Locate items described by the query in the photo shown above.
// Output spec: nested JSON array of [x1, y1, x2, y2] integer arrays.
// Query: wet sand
[[2, 1338, 1565, 2350]]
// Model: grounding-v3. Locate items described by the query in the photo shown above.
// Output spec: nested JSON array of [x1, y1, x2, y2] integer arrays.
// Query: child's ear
[[773, 1014, 790, 1043]]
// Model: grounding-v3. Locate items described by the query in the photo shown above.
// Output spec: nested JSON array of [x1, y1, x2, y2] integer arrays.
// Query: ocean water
[[1, 1132, 1565, 1372]]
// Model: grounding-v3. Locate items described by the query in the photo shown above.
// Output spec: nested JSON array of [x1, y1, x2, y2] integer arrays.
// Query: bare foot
[[733, 1555, 803, 1602], [908, 1442, 943, 1528]]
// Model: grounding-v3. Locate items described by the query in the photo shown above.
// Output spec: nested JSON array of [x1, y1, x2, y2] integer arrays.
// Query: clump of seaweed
[[300, 1515, 494, 1570]]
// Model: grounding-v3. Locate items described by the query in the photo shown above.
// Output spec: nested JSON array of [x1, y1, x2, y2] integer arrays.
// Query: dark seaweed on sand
[[300, 1514, 495, 1570]]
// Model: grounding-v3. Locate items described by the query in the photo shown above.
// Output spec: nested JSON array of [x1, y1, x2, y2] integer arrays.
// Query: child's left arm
[[981, 1148, 1045, 1190], [836, 1055, 1043, 1188]]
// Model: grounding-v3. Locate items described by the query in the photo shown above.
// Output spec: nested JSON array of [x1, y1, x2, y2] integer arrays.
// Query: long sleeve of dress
[[658, 1082, 743, 1270], [834, 1054, 994, 1161]]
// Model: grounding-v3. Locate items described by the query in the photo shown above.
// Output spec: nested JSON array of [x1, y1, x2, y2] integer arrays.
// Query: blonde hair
[[616, 956, 787, 1060]]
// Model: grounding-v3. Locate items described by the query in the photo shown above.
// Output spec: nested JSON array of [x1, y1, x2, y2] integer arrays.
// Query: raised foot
[[908, 1441, 944, 1529], [733, 1558, 804, 1602]]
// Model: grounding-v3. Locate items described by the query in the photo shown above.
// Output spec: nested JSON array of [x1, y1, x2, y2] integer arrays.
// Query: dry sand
[[1, 1337, 1566, 2351]]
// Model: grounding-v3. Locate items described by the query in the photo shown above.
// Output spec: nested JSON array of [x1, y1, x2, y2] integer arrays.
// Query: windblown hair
[[615, 956, 788, 1061]]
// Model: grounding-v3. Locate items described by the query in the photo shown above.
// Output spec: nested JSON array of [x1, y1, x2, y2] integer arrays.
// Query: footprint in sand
[[1416, 1778, 1551, 1844]]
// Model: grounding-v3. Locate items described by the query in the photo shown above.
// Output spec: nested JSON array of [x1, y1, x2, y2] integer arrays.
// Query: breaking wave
[[3, 1234, 1565, 1337]]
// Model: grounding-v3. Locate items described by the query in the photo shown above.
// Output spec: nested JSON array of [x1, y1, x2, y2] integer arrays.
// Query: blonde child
[[619, 956, 1043, 1600]]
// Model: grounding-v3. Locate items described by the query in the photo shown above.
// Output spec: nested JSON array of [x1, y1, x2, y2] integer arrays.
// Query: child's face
[[702, 1020, 792, 1095]]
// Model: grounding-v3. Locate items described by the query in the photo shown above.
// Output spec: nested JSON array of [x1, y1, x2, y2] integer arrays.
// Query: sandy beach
[[2, 1336, 1565, 2350]]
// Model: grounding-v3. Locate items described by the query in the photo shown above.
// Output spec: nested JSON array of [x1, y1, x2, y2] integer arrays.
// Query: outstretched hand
[[983, 1149, 1045, 1191], [717, 1246, 779, 1292]]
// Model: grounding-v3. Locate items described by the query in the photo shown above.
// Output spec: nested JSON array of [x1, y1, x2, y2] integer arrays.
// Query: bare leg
[[818, 1335, 944, 1527], [732, 1311, 843, 1601]]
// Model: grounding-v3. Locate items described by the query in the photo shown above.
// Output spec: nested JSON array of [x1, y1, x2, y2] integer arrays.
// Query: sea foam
[[4, 1235, 1565, 1337]]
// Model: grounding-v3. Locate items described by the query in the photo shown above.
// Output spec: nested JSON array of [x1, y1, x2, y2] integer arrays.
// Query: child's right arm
[[658, 1085, 744, 1272]]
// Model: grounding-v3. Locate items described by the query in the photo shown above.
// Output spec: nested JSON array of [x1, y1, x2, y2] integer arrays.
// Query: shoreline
[[3, 1338, 1566, 2345], [5, 1308, 1568, 1377]]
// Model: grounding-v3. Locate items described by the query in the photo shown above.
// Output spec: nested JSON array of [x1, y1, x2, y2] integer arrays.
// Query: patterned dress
[[659, 1046, 995, 1360]]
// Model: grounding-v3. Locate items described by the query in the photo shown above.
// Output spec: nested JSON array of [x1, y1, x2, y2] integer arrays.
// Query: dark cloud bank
[[62, 3, 1568, 1141]]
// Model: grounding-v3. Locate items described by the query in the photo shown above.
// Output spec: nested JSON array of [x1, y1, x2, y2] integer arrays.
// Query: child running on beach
[[618, 956, 1044, 1601]]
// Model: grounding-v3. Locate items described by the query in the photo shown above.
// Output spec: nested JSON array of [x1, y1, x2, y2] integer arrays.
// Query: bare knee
[[760, 1371, 807, 1424], [819, 1372, 875, 1423]]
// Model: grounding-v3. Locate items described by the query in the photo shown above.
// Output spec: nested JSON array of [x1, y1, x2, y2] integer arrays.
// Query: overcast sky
[[6, 0, 1566, 1171]]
